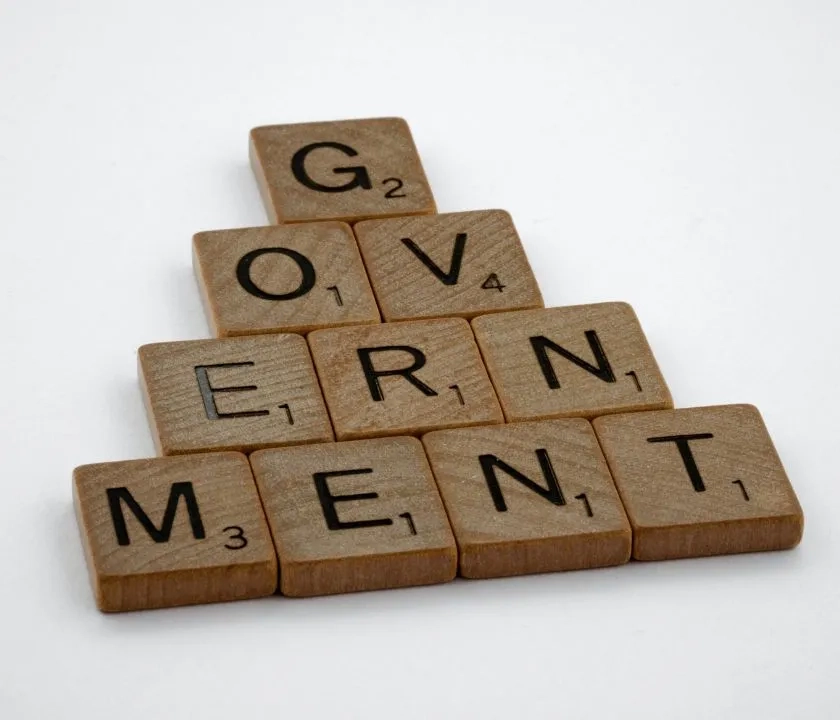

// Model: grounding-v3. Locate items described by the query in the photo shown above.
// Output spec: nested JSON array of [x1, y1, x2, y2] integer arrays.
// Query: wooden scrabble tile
[[250, 437, 457, 597], [308, 318, 503, 440], [472, 303, 673, 422], [139, 334, 333, 455], [193, 222, 380, 337], [423, 419, 631, 579], [250, 117, 436, 224], [592, 404, 804, 561], [73, 452, 277, 612], [354, 210, 543, 322]]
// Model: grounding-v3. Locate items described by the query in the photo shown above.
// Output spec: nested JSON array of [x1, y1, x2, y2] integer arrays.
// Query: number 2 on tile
[[382, 178, 406, 198]]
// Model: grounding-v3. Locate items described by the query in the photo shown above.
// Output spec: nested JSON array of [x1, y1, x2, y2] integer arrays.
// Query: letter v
[[400, 233, 467, 286]]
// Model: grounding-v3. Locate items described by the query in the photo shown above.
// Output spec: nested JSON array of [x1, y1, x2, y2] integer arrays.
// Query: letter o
[[236, 247, 317, 301]]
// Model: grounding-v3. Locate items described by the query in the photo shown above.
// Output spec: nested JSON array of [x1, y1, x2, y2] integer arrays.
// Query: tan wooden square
[[423, 419, 631, 579], [472, 303, 673, 421], [308, 318, 503, 440], [73, 452, 277, 612], [593, 405, 804, 561], [193, 222, 380, 337], [250, 117, 436, 224], [250, 437, 456, 597], [138, 334, 333, 455], [354, 210, 543, 322]]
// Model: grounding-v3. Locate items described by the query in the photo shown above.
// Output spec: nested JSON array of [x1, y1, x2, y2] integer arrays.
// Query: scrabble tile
[[308, 318, 503, 440], [250, 437, 457, 597], [250, 117, 435, 224], [139, 334, 333, 455], [592, 405, 804, 561], [423, 420, 631, 579], [472, 303, 673, 422], [73, 452, 277, 612], [354, 210, 543, 322], [193, 222, 380, 337]]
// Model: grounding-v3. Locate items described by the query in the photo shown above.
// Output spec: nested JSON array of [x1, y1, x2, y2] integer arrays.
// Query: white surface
[[1, 1, 837, 717]]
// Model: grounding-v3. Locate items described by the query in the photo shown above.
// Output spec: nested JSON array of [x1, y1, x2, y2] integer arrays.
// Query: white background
[[1, 1, 838, 717]]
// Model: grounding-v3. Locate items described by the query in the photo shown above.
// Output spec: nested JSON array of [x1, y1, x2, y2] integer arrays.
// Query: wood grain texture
[[250, 437, 456, 597], [592, 404, 804, 561], [73, 453, 277, 612], [249, 117, 436, 224], [423, 419, 631, 578], [472, 303, 673, 421], [354, 210, 543, 321], [138, 334, 333, 455], [193, 222, 380, 337], [308, 318, 503, 440]]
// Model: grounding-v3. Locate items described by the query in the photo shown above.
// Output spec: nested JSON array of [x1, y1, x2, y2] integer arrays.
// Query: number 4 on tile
[[481, 273, 505, 292]]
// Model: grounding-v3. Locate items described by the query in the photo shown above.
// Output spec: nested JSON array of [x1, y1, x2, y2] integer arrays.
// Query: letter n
[[479, 450, 566, 512]]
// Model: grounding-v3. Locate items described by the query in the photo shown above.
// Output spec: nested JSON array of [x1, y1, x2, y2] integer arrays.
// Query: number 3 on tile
[[481, 273, 505, 292], [223, 525, 248, 550]]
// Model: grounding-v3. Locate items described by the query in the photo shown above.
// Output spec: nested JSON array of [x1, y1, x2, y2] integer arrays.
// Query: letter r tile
[[138, 335, 333, 455], [250, 117, 436, 224], [423, 420, 631, 579], [307, 318, 503, 440], [250, 437, 457, 597], [472, 303, 673, 421], [73, 453, 277, 612]]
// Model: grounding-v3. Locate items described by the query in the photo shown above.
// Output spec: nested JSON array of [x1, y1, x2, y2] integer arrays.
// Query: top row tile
[[250, 117, 436, 224]]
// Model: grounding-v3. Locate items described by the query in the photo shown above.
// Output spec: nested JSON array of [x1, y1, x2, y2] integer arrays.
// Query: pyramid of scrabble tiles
[[73, 118, 804, 612]]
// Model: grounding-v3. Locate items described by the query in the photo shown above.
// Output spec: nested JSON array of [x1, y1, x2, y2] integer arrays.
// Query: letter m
[[106, 482, 206, 546]]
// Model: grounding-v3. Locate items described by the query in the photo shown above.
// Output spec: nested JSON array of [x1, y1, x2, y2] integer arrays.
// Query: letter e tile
[[250, 437, 456, 596], [138, 335, 333, 455]]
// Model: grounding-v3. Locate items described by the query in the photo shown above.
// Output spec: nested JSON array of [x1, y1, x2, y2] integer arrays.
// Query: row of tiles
[[74, 406, 803, 612], [140, 303, 673, 455], [194, 210, 544, 337]]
